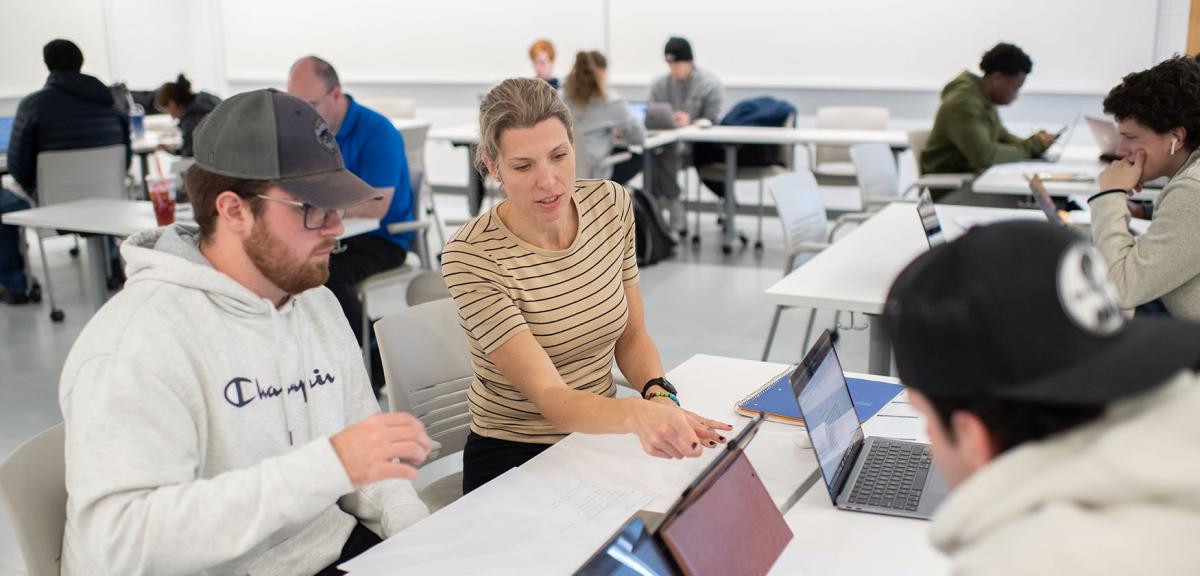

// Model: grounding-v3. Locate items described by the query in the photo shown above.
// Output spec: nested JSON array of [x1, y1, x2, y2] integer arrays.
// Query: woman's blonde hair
[[475, 77, 574, 177]]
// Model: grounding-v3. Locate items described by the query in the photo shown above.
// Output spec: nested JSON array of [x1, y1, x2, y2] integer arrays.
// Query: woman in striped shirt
[[442, 78, 732, 493]]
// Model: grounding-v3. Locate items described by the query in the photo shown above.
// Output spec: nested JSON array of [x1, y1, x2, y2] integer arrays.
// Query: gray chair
[[374, 297, 471, 511], [0, 423, 66, 576], [761, 171, 833, 361], [812, 106, 889, 185], [33, 144, 128, 322], [356, 122, 446, 375]]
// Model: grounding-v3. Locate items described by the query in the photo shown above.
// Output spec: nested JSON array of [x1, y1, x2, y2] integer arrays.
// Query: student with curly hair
[[1091, 56, 1200, 319], [921, 43, 1057, 174]]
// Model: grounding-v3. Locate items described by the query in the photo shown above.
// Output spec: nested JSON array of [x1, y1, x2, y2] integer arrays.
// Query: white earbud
[[1171, 138, 1178, 156]]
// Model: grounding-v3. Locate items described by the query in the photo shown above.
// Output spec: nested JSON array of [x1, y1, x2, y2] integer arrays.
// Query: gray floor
[[0, 192, 876, 574]]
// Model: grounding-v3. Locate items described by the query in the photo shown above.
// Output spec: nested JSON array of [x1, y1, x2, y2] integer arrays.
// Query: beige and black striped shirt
[[441, 179, 640, 443]]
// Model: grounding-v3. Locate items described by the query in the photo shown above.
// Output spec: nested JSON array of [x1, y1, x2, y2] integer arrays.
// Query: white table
[[2, 198, 379, 314], [764, 202, 1042, 374], [672, 125, 911, 254], [347, 354, 936, 574]]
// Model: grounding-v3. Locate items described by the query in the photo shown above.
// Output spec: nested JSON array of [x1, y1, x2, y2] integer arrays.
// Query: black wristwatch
[[641, 377, 677, 399]]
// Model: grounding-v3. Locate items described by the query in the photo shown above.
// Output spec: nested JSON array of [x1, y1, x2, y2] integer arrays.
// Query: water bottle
[[127, 92, 145, 140]]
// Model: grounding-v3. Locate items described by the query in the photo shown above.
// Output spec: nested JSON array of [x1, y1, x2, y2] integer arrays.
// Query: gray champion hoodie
[[59, 224, 428, 576]]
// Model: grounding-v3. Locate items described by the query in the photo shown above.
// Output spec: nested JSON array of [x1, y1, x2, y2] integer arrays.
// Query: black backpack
[[631, 187, 677, 267]]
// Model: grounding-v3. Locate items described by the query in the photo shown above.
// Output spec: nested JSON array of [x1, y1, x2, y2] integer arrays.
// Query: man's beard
[[245, 220, 334, 295]]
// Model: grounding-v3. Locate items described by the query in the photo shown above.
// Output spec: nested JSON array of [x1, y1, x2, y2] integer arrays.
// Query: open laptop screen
[[626, 102, 648, 127], [917, 191, 945, 248], [0, 116, 14, 153], [1027, 175, 1067, 227], [793, 331, 865, 499]]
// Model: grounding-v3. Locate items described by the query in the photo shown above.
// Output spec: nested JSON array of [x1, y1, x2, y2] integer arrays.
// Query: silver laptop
[[1085, 115, 1119, 159], [1040, 114, 1079, 162], [643, 103, 677, 130], [795, 330, 949, 520], [916, 191, 945, 248]]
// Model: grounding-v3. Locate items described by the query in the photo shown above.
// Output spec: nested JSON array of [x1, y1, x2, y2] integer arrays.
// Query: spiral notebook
[[735, 367, 903, 426]]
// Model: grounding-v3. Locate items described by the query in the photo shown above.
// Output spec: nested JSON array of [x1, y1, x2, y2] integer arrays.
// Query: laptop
[[0, 116, 14, 153], [577, 414, 793, 576], [795, 330, 949, 520], [916, 190, 946, 248], [642, 103, 677, 130], [1027, 175, 1069, 227], [1039, 114, 1079, 162], [1085, 115, 1121, 161]]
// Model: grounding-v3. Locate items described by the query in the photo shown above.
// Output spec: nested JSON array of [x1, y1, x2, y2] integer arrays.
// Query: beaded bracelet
[[648, 390, 680, 406]]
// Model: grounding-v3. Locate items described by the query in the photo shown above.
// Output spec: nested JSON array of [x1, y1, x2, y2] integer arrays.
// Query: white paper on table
[[339, 467, 655, 576]]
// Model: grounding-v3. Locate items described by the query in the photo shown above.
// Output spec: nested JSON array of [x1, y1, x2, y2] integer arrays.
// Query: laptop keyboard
[[846, 440, 931, 512]]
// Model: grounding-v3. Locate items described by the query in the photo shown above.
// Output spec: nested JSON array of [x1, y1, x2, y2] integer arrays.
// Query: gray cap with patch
[[193, 88, 381, 209]]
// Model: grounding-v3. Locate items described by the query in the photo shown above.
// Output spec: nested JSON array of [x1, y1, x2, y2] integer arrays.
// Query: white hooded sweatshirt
[[59, 224, 428, 576], [931, 371, 1200, 575]]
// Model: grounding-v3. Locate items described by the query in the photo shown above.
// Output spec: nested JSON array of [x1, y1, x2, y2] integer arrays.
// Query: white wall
[[1, 0, 1192, 123]]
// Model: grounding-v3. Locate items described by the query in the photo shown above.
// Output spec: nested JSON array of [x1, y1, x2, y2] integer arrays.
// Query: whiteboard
[[219, 0, 607, 84], [607, 0, 1159, 93], [0, 0, 112, 97]]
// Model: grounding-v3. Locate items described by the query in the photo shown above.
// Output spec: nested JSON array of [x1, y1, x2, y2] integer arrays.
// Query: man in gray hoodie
[[885, 221, 1200, 575], [59, 89, 432, 575], [648, 36, 724, 233]]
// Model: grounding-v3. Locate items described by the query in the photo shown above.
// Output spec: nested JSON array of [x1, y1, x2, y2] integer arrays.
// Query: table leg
[[138, 152, 151, 200], [642, 146, 653, 199], [722, 144, 737, 254], [867, 313, 892, 376], [84, 235, 109, 312]]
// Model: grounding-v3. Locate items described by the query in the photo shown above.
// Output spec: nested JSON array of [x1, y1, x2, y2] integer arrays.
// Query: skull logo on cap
[[1057, 243, 1124, 336]]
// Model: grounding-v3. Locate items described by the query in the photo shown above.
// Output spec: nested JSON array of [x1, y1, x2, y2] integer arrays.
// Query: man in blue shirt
[[287, 56, 415, 359]]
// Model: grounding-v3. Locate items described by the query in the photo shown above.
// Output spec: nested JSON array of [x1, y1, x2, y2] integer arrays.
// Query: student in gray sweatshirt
[[648, 36, 724, 232], [1090, 56, 1200, 320], [564, 50, 646, 182], [59, 90, 431, 575]]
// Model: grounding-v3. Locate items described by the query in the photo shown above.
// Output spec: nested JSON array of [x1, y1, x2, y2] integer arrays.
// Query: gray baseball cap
[[193, 88, 381, 209]]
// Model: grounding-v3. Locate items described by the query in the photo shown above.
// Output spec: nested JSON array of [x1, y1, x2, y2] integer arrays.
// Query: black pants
[[313, 522, 383, 576], [326, 235, 409, 345], [609, 149, 643, 187], [462, 432, 552, 494]]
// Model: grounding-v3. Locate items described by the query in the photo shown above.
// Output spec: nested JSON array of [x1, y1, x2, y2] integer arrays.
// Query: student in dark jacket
[[1, 39, 131, 304], [154, 74, 221, 158], [7, 39, 131, 197]]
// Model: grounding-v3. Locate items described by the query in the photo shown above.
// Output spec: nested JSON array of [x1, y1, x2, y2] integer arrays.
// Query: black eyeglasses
[[255, 194, 345, 230]]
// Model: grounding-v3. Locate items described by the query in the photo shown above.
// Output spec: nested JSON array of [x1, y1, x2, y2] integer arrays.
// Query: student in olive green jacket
[[921, 43, 1057, 174]]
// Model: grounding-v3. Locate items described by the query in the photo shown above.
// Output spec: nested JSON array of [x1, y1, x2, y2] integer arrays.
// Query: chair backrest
[[0, 423, 66, 576], [907, 129, 932, 175], [374, 298, 472, 456], [766, 171, 828, 270], [848, 143, 900, 202], [814, 106, 890, 167], [361, 97, 417, 119], [35, 144, 127, 206]]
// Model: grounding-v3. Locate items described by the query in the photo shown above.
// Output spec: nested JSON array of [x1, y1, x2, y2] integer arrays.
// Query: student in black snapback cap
[[884, 220, 1200, 574], [58, 89, 432, 575]]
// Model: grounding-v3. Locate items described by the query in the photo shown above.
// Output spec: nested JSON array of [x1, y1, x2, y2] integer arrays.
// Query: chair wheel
[[69, 247, 79, 257], [50, 309, 65, 322], [754, 243, 764, 255], [691, 235, 701, 246], [722, 245, 732, 255]]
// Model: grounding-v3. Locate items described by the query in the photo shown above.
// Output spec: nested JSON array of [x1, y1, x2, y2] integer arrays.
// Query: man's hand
[[1098, 150, 1146, 194], [1033, 130, 1056, 148], [331, 413, 432, 488], [673, 111, 691, 128]]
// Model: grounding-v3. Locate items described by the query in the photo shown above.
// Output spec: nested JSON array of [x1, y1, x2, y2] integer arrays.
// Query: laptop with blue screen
[[795, 330, 949, 519], [0, 116, 14, 153]]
